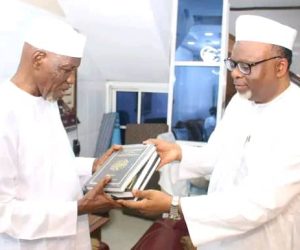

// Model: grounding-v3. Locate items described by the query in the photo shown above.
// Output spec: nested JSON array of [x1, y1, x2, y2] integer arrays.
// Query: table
[[89, 213, 110, 250]]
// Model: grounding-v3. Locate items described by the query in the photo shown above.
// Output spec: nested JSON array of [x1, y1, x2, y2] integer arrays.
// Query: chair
[[89, 214, 110, 250], [125, 123, 168, 145], [94, 112, 118, 157]]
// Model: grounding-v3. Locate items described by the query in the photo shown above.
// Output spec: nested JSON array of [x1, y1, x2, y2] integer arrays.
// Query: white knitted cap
[[236, 15, 297, 50], [24, 16, 86, 58]]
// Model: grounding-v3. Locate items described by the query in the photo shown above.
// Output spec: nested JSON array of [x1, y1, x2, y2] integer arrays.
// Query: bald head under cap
[[235, 15, 297, 51], [24, 16, 86, 58]]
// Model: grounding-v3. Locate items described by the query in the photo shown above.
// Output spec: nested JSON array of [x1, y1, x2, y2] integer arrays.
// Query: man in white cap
[[0, 16, 121, 249], [120, 15, 300, 250]]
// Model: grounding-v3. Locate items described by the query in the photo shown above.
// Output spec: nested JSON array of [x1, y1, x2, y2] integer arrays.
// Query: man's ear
[[276, 58, 289, 78], [32, 51, 46, 69]]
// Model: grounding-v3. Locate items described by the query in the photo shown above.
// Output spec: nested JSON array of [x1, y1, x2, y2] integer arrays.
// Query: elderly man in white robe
[[120, 15, 300, 250], [0, 17, 121, 250]]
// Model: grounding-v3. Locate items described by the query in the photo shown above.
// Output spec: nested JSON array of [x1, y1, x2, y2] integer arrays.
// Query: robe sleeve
[[180, 137, 300, 247], [0, 121, 78, 240], [74, 157, 94, 176], [178, 144, 216, 179], [177, 107, 227, 180], [177, 95, 239, 181], [178, 93, 300, 246]]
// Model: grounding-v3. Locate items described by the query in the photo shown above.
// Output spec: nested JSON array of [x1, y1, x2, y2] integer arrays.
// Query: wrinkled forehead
[[231, 41, 273, 60], [48, 52, 81, 68]]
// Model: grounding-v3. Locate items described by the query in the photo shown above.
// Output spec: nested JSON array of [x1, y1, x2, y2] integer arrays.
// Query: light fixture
[[187, 41, 196, 45], [204, 32, 214, 37]]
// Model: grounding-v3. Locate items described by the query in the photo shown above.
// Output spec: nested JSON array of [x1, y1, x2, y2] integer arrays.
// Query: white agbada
[[0, 81, 95, 250], [178, 83, 300, 250]]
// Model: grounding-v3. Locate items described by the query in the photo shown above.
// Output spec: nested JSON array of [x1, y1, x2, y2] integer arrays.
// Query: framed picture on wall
[[58, 71, 79, 131]]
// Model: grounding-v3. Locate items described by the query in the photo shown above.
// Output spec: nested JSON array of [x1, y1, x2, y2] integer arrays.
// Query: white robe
[[179, 83, 300, 250], [0, 81, 95, 250]]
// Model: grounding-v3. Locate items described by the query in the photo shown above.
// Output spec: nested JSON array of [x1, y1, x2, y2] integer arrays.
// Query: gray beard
[[238, 90, 252, 100], [45, 94, 57, 102]]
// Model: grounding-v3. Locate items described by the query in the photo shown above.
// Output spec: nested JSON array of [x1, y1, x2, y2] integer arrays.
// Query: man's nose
[[230, 67, 244, 79], [66, 70, 76, 85]]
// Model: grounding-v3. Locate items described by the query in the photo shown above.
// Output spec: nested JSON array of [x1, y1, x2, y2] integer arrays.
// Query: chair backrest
[[125, 123, 168, 144], [94, 112, 118, 157]]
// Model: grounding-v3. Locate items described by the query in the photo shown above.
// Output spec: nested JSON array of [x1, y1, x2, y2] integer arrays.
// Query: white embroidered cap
[[24, 16, 86, 58], [235, 15, 297, 50]]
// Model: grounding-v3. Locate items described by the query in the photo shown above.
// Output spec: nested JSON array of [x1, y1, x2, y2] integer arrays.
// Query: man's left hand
[[92, 144, 122, 173], [118, 189, 172, 216], [78, 176, 121, 215]]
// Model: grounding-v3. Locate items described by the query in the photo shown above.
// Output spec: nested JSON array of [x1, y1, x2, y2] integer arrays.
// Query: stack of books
[[84, 144, 160, 199]]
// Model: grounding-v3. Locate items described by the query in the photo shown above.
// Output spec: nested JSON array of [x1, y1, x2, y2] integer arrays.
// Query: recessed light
[[187, 41, 196, 45], [204, 32, 214, 36]]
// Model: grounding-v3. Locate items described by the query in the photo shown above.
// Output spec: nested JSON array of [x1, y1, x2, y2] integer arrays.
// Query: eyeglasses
[[224, 56, 282, 75]]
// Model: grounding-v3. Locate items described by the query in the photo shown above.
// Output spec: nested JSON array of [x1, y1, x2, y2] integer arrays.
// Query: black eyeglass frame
[[224, 56, 282, 75]]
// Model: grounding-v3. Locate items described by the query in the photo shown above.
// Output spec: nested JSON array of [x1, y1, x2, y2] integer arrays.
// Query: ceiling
[[13, 0, 300, 82]]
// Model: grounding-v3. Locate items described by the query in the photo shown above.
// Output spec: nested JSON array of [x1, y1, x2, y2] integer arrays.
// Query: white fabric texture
[[24, 16, 86, 58], [0, 81, 93, 250], [178, 83, 300, 250], [157, 132, 189, 196], [236, 15, 297, 50]]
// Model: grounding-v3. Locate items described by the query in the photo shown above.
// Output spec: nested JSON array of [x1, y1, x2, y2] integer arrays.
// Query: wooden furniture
[[125, 123, 168, 144], [89, 214, 110, 250]]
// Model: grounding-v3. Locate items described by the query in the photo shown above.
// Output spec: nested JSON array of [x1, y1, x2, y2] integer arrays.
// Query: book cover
[[130, 151, 160, 191], [110, 152, 160, 200], [85, 144, 156, 192]]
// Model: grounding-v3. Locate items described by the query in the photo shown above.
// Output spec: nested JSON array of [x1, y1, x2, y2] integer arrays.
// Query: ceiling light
[[187, 41, 196, 45]]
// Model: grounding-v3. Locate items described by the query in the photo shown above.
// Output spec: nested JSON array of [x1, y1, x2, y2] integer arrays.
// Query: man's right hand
[[78, 176, 121, 215], [144, 138, 182, 169]]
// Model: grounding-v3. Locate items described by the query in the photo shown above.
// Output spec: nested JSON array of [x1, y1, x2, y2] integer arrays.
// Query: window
[[106, 81, 168, 144], [169, 0, 228, 142], [105, 0, 229, 144]]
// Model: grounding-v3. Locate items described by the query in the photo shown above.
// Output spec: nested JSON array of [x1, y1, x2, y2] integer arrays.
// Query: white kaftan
[[0, 81, 94, 250], [178, 83, 300, 250]]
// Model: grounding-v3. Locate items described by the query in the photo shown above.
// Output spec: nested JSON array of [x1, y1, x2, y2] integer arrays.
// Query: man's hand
[[144, 138, 182, 168], [118, 189, 172, 216], [78, 176, 121, 215], [92, 145, 122, 173]]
